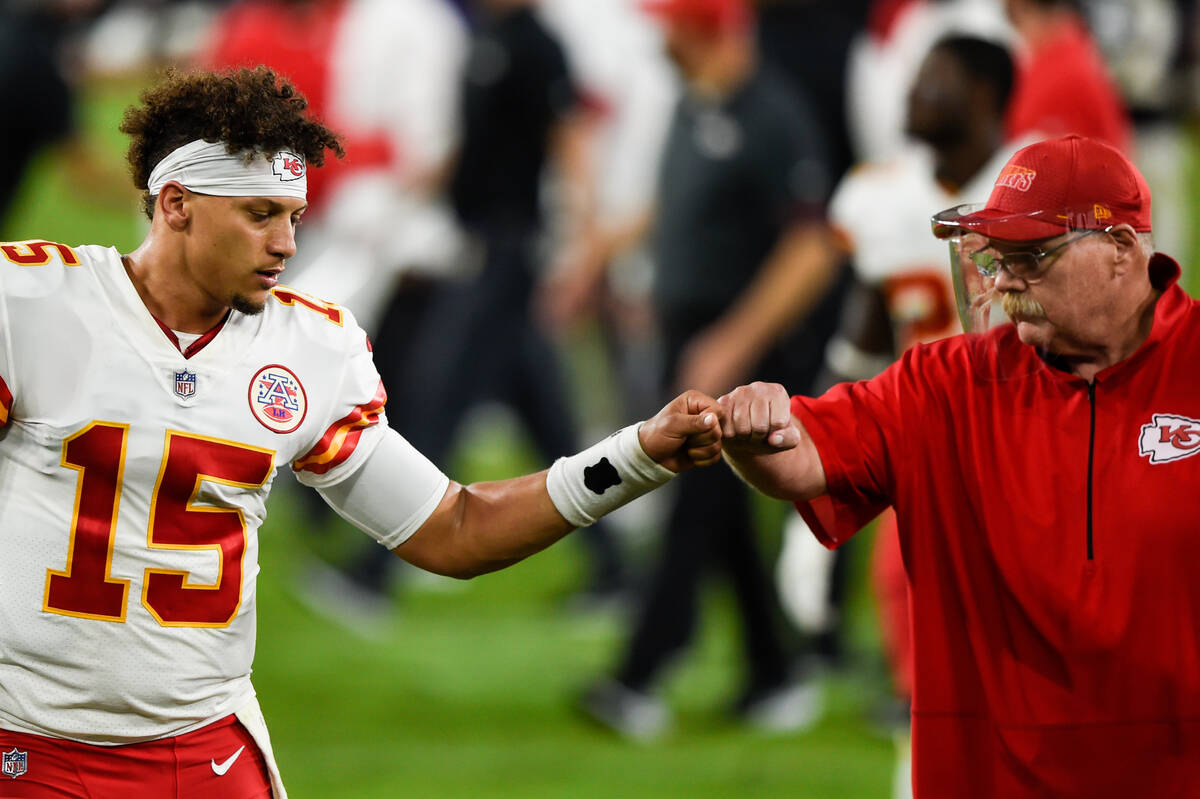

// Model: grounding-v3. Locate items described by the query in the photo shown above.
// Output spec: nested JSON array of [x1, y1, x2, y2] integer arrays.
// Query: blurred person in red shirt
[[1003, 0, 1133, 153]]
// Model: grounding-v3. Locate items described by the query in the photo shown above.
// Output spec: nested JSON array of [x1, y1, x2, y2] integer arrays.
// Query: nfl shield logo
[[2, 747, 27, 779], [174, 370, 197, 399]]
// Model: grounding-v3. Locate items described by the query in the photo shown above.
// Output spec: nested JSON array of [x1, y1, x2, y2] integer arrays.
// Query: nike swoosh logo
[[211, 745, 246, 776]]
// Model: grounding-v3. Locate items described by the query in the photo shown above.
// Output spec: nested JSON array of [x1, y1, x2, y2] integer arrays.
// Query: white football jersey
[[0, 241, 443, 744], [829, 143, 1020, 350]]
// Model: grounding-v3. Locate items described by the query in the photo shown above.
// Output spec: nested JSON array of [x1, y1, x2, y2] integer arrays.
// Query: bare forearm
[[396, 473, 572, 579], [394, 392, 723, 579], [724, 444, 826, 503]]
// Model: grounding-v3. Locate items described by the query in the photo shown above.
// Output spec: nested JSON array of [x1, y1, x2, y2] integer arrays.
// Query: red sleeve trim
[[293, 381, 387, 475], [0, 373, 11, 427]]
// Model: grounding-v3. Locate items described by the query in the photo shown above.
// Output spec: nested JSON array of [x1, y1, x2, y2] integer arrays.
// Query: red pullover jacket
[[794, 255, 1200, 797]]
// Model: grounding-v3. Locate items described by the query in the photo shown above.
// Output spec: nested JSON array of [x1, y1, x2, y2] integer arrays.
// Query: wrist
[[546, 423, 674, 527]]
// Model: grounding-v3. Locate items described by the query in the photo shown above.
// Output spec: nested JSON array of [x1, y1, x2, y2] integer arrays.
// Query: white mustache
[[1001, 292, 1046, 320]]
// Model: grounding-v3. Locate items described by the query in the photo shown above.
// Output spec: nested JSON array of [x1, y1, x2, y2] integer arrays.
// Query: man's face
[[905, 47, 971, 147], [991, 230, 1117, 354], [182, 193, 306, 316]]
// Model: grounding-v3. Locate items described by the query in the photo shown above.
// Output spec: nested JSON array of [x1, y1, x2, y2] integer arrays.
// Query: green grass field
[[8, 73, 1197, 798], [254, 475, 894, 798]]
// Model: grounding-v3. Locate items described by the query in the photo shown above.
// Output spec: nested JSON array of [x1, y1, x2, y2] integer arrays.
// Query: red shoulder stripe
[[293, 381, 387, 475]]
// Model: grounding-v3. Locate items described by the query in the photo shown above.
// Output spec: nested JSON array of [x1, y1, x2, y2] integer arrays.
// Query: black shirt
[[449, 6, 577, 235], [652, 66, 831, 328], [757, 0, 868, 183], [0, 10, 73, 222]]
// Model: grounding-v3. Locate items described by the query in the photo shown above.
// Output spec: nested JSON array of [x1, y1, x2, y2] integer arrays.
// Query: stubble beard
[[231, 293, 267, 316]]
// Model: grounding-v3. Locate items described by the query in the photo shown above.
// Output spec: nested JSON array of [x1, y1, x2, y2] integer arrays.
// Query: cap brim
[[932, 204, 1069, 242]]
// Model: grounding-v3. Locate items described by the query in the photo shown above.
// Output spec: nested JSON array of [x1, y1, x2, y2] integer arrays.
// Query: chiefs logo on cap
[[995, 165, 1036, 192], [272, 151, 305, 182]]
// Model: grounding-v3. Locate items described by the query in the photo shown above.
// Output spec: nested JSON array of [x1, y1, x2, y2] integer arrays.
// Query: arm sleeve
[[315, 425, 450, 549]]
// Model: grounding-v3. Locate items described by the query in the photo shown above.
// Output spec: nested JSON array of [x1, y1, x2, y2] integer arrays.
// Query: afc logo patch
[[583, 458, 622, 495], [249, 364, 308, 434], [1138, 413, 1200, 464], [174, 369, 197, 399], [2, 747, 27, 779], [272, 151, 305, 182]]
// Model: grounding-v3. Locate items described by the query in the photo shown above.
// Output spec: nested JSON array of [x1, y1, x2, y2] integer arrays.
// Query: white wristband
[[546, 423, 675, 527]]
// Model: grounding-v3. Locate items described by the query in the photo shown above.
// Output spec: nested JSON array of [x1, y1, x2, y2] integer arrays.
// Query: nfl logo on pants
[[2, 747, 26, 779]]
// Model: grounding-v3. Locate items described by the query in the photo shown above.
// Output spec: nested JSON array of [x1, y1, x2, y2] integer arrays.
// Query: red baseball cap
[[932, 135, 1152, 242], [641, 0, 752, 33]]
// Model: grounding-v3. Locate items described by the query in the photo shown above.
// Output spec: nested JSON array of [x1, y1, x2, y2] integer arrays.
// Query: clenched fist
[[639, 390, 726, 472], [717, 381, 802, 456]]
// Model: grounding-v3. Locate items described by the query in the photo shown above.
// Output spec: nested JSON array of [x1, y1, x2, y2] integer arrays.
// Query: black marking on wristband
[[584, 458, 622, 495]]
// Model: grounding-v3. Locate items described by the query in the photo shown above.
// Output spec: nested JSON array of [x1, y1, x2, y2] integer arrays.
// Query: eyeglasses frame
[[968, 226, 1114, 283]]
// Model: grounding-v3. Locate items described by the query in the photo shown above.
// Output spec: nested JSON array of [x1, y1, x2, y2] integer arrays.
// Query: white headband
[[147, 139, 308, 200]]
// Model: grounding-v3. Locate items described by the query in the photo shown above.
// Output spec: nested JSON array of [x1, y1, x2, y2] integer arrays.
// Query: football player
[[0, 67, 722, 798]]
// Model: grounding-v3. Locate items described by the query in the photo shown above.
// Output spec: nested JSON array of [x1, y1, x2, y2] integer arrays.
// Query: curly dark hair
[[120, 66, 344, 218]]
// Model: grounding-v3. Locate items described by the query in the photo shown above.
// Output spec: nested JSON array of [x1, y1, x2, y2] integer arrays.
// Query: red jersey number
[[270, 288, 343, 326], [44, 424, 274, 627], [1, 240, 80, 267]]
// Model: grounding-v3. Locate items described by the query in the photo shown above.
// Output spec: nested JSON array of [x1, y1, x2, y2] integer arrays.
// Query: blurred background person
[[846, 0, 1012, 164], [537, 0, 678, 427], [0, 1, 78, 223], [0, 0, 133, 229], [543, 0, 869, 664], [1084, 0, 1191, 261], [1003, 0, 1132, 152], [564, 0, 853, 740], [756, 0, 871, 187], [753, 0, 876, 677], [200, 0, 468, 330], [298, 0, 636, 621], [535, 0, 681, 572]]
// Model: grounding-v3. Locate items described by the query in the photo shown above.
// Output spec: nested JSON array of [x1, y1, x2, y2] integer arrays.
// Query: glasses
[[967, 227, 1111, 282]]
